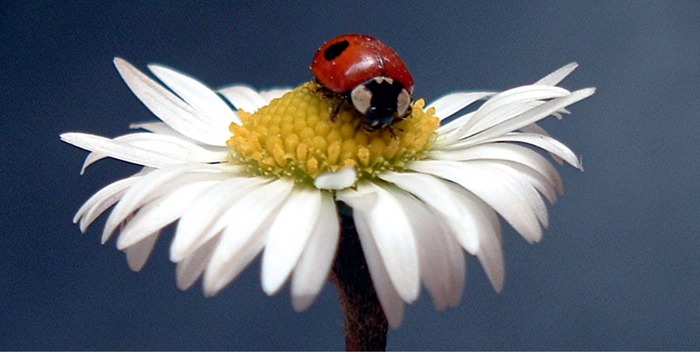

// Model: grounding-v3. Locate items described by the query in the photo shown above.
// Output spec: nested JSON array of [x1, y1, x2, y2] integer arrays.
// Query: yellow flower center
[[227, 81, 439, 185]]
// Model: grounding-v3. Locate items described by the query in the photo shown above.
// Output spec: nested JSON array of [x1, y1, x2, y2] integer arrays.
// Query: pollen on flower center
[[226, 81, 439, 184]]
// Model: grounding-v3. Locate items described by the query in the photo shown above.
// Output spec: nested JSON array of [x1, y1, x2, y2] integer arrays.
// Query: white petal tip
[[314, 167, 357, 190], [261, 277, 284, 297], [113, 57, 127, 67], [493, 282, 504, 293], [202, 281, 221, 298], [169, 249, 185, 263], [291, 295, 316, 312], [578, 87, 596, 98]]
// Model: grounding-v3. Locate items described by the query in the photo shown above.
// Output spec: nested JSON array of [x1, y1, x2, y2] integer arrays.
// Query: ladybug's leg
[[387, 126, 404, 139], [330, 95, 346, 122], [313, 82, 347, 123]]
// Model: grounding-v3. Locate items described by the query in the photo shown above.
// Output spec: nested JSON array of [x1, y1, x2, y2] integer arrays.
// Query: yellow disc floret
[[227, 81, 439, 185]]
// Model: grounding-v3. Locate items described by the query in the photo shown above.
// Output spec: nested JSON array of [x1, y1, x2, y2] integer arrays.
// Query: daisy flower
[[61, 58, 593, 330]]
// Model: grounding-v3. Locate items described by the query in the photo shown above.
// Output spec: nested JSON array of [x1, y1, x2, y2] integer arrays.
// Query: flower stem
[[331, 202, 388, 351]]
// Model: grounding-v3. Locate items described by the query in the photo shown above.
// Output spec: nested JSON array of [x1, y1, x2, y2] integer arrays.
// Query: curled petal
[[337, 183, 420, 304]]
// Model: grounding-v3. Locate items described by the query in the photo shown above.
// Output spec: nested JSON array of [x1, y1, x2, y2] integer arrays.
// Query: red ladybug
[[310, 34, 414, 131]]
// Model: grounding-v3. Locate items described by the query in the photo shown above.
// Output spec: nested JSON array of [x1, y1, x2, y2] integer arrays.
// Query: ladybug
[[310, 34, 414, 131]]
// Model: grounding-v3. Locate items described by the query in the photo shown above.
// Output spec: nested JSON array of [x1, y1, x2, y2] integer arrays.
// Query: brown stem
[[331, 202, 388, 351]]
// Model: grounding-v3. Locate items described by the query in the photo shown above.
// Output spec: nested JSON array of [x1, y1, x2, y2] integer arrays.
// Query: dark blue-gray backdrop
[[2, 1, 699, 350]]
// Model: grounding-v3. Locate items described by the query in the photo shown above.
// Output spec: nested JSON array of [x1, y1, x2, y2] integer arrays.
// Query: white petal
[[486, 162, 550, 228], [442, 182, 505, 292], [130, 122, 229, 150], [379, 172, 480, 254], [149, 63, 241, 126], [291, 193, 340, 311], [258, 88, 290, 102], [103, 164, 225, 243], [217, 85, 269, 113], [81, 132, 227, 171], [410, 160, 543, 243], [484, 132, 582, 169], [262, 186, 323, 295], [519, 123, 564, 165], [336, 183, 420, 303], [61, 133, 184, 171], [204, 227, 268, 297], [431, 142, 564, 197], [113, 58, 230, 146], [387, 188, 466, 311], [462, 88, 596, 145], [314, 167, 357, 190], [74, 174, 143, 232], [351, 208, 405, 328], [169, 177, 270, 262], [116, 180, 216, 250], [428, 91, 495, 121], [461, 85, 570, 137], [176, 235, 219, 290], [386, 171, 504, 293], [535, 62, 578, 86], [124, 232, 160, 272], [203, 179, 295, 296], [129, 121, 174, 134]]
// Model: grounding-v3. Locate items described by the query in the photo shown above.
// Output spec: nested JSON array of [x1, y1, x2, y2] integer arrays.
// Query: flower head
[[62, 58, 593, 328]]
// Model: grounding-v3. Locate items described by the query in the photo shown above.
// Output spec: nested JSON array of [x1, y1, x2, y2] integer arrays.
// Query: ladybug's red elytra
[[310, 34, 414, 131]]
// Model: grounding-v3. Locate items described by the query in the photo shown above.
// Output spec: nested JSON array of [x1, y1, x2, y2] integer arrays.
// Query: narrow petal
[[170, 176, 270, 262], [484, 132, 582, 169], [116, 180, 217, 250], [81, 132, 227, 171], [463, 88, 596, 145], [379, 171, 480, 254], [217, 85, 269, 113], [261, 186, 323, 295], [388, 188, 466, 311], [519, 123, 564, 165], [410, 160, 543, 243], [130, 122, 231, 151], [535, 62, 578, 86], [103, 164, 223, 243], [203, 179, 295, 296], [430, 142, 564, 196], [387, 171, 504, 293], [460, 85, 570, 137], [486, 162, 550, 228], [124, 232, 160, 272], [204, 228, 268, 297], [337, 183, 420, 303], [257, 88, 290, 102], [428, 91, 495, 122], [442, 182, 505, 292], [61, 133, 184, 171], [291, 192, 340, 311], [148, 64, 241, 126], [113, 58, 230, 146], [176, 235, 219, 290], [351, 208, 405, 328], [73, 174, 143, 232]]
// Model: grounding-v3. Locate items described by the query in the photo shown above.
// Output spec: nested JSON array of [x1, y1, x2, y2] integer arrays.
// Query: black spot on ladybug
[[324, 40, 350, 61]]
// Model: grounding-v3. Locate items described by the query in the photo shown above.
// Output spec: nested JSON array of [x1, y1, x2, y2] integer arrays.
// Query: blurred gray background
[[2, 1, 699, 349]]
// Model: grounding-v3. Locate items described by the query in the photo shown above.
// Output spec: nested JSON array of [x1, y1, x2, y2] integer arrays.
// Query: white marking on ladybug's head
[[396, 88, 411, 118], [373, 76, 394, 85], [350, 85, 372, 115]]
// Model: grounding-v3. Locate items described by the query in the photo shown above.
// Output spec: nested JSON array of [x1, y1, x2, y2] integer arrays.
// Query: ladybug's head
[[350, 76, 412, 131]]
